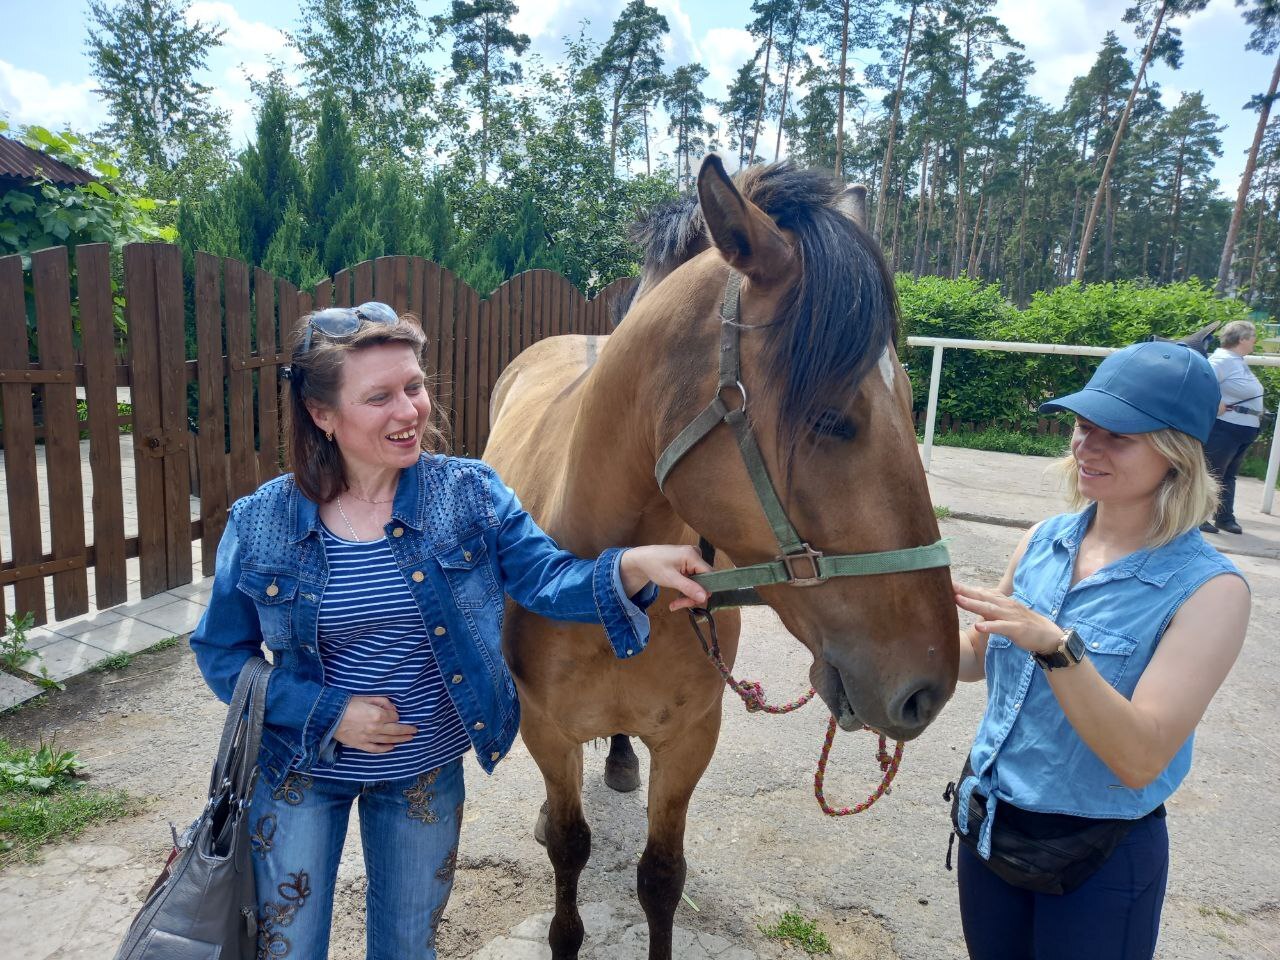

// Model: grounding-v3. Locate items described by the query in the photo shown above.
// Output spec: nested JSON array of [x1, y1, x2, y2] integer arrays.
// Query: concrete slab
[[49, 609, 126, 639], [21, 637, 113, 682], [0, 671, 41, 710], [74, 618, 173, 658], [134, 599, 205, 636]]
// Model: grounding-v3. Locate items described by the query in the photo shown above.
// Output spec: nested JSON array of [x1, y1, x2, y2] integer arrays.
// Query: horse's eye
[[810, 410, 857, 441]]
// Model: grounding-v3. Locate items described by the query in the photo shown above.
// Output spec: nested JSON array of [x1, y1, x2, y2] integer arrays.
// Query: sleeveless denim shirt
[[957, 506, 1243, 859]]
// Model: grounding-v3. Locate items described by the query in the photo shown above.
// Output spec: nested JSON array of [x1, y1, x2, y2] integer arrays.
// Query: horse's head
[[642, 156, 957, 741]]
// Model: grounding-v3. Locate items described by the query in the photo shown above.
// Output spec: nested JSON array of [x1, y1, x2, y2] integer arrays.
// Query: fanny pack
[[943, 760, 1164, 896]]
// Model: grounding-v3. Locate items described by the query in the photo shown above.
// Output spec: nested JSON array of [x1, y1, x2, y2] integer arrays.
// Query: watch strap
[[1034, 628, 1085, 670]]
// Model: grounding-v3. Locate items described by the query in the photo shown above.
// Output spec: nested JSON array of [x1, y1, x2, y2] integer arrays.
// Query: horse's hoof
[[604, 756, 642, 793], [534, 800, 548, 847]]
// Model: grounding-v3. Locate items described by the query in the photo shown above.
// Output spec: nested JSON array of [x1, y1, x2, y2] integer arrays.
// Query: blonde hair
[[1054, 427, 1220, 547]]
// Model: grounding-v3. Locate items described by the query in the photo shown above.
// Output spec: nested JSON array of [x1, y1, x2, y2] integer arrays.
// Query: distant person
[[1201, 320, 1264, 535], [949, 342, 1250, 960]]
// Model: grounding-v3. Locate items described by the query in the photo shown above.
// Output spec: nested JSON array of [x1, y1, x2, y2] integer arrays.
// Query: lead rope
[[686, 607, 904, 817]]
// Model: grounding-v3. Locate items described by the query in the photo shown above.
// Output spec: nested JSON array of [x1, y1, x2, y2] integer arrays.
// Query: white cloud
[[187, 2, 300, 62], [513, 0, 573, 44], [700, 26, 756, 99], [0, 60, 103, 132]]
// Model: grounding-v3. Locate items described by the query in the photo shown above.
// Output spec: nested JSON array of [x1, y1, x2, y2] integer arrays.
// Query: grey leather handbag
[[115, 657, 273, 960]]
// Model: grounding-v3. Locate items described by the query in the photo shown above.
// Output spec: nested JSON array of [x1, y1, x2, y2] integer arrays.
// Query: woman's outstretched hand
[[953, 580, 1063, 655], [620, 545, 713, 612]]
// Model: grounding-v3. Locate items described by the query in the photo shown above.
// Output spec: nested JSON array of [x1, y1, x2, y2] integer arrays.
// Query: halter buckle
[[781, 543, 825, 586]]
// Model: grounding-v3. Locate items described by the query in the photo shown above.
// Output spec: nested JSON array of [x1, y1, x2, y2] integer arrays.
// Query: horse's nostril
[[892, 681, 942, 730]]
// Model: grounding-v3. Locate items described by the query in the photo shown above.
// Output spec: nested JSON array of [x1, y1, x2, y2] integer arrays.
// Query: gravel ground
[[1, 516, 1276, 959]]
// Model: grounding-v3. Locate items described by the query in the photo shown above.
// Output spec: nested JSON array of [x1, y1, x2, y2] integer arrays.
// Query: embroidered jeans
[[247, 759, 465, 959]]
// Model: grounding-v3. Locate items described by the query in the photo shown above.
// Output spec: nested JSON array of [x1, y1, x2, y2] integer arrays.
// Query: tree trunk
[[1218, 52, 1280, 293], [1075, 0, 1168, 280], [1102, 183, 1115, 281], [1162, 151, 1185, 282], [834, 0, 851, 179], [751, 24, 775, 167], [643, 101, 652, 176], [774, 11, 803, 162], [873, 0, 918, 238], [1016, 156, 1031, 303], [1062, 184, 1082, 282], [890, 180, 905, 269], [951, 28, 974, 278], [912, 143, 931, 276], [1248, 194, 1267, 295]]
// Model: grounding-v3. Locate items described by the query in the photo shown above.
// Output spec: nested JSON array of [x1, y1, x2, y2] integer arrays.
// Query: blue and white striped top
[[310, 525, 471, 781]]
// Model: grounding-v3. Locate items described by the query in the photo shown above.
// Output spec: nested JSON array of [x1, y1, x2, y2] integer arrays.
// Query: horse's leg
[[526, 726, 591, 960], [637, 707, 721, 960], [604, 733, 641, 792]]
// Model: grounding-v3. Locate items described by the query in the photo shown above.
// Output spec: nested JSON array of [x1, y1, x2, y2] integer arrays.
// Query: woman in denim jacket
[[189, 303, 710, 960], [950, 342, 1250, 960]]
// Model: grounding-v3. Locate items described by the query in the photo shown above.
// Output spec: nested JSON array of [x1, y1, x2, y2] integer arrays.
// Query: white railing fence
[[906, 336, 1280, 515]]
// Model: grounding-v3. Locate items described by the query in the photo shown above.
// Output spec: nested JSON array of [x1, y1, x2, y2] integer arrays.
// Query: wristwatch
[[1034, 628, 1085, 671]]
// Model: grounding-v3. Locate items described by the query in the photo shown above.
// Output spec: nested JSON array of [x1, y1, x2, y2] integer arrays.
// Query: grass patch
[[145, 635, 182, 653], [0, 739, 137, 866], [1198, 904, 1246, 926], [759, 911, 831, 955], [926, 427, 1070, 459], [933, 504, 952, 520], [93, 651, 133, 672], [1237, 455, 1280, 488]]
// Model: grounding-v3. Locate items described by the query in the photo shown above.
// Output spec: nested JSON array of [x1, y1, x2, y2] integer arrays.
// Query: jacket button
[[412, 571, 425, 582], [452, 674, 462, 684], [462, 550, 472, 561], [473, 721, 485, 731], [266, 583, 279, 597], [490, 751, 500, 762], [392, 527, 404, 537], [434, 626, 447, 636]]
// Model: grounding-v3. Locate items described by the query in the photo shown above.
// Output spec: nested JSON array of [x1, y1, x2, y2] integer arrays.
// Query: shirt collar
[[288, 455, 431, 542], [1052, 502, 1200, 587]]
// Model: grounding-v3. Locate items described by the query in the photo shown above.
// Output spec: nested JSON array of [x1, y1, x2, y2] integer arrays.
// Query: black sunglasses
[[299, 301, 399, 355]]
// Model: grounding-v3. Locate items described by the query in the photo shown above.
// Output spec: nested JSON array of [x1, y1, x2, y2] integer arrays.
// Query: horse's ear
[[837, 184, 869, 228], [696, 155, 793, 287]]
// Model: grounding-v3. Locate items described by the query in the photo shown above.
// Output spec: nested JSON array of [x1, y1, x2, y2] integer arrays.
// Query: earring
[[325, 430, 334, 442]]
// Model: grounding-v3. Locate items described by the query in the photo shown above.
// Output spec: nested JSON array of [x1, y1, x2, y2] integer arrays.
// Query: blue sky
[[0, 0, 1273, 195]]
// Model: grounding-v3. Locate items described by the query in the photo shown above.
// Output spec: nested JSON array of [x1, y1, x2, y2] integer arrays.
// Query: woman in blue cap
[[947, 341, 1250, 960]]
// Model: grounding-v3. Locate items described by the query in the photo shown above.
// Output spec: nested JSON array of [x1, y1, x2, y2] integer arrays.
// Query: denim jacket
[[957, 507, 1243, 858], [190, 454, 655, 791]]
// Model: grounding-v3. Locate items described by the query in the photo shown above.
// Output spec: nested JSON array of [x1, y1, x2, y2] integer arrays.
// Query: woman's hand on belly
[[334, 695, 419, 753]]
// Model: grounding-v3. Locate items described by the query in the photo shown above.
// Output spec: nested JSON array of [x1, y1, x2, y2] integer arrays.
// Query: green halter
[[655, 270, 951, 610]]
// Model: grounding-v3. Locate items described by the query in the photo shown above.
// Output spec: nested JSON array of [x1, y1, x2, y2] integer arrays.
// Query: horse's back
[[485, 334, 609, 514]]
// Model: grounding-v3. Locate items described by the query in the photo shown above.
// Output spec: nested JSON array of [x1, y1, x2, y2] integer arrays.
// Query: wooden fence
[[0, 243, 633, 627]]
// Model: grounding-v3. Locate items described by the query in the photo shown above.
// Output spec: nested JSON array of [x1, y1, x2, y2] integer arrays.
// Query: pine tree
[[590, 1, 670, 177], [664, 65, 714, 192], [238, 86, 306, 265]]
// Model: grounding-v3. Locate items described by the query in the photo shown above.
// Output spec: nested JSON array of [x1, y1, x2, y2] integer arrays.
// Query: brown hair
[[284, 311, 446, 503]]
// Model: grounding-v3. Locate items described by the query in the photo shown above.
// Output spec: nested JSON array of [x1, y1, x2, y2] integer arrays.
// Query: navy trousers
[[1204, 419, 1260, 524], [956, 813, 1169, 960]]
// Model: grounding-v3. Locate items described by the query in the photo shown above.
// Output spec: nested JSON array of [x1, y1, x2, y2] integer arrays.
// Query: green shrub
[[898, 277, 1261, 429]]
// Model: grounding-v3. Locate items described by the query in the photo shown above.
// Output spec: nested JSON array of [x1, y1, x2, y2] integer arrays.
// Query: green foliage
[[0, 124, 174, 266], [0, 612, 36, 674], [899, 275, 1255, 426], [93, 652, 133, 672], [0, 739, 136, 865], [758, 911, 831, 954], [928, 427, 1072, 458]]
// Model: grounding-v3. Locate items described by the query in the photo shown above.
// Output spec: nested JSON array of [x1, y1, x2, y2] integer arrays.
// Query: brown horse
[[484, 157, 958, 960]]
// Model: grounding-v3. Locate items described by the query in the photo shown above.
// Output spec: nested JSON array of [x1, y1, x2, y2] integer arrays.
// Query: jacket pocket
[[235, 570, 298, 649], [1072, 619, 1139, 688], [436, 535, 500, 610]]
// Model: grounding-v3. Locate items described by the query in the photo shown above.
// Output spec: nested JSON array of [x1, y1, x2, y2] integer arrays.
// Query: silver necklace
[[335, 496, 362, 541]]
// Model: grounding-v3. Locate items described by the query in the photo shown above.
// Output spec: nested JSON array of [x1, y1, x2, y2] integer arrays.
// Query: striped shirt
[[310, 525, 471, 781]]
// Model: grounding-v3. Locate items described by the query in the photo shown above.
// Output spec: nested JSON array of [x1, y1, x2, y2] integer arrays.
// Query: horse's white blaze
[[877, 348, 896, 389]]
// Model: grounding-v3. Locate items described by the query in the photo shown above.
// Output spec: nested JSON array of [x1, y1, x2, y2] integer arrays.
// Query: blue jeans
[[957, 811, 1169, 960], [247, 759, 465, 959]]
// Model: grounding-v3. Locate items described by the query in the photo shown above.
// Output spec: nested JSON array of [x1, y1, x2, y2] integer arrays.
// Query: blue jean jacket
[[190, 454, 655, 790]]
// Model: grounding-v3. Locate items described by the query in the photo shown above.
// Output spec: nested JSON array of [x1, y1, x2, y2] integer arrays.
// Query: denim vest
[[957, 507, 1242, 858], [190, 454, 654, 791]]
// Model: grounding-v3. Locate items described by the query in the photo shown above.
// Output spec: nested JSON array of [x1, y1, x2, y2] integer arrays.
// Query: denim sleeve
[[483, 467, 652, 659], [189, 516, 351, 758]]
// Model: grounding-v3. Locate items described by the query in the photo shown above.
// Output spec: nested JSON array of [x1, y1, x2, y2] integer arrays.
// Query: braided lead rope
[[813, 715, 904, 817], [687, 609, 816, 714]]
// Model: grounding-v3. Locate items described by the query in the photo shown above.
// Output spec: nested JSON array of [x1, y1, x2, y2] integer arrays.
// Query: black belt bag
[[944, 761, 1164, 896]]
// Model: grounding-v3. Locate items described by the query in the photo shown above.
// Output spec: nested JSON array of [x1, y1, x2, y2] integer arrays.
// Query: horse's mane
[[632, 162, 900, 473]]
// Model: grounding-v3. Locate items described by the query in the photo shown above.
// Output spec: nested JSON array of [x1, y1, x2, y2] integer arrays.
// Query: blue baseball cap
[[1039, 341, 1220, 444]]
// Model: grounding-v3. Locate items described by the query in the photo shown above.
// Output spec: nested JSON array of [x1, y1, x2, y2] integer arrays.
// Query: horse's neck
[[546, 335, 690, 554]]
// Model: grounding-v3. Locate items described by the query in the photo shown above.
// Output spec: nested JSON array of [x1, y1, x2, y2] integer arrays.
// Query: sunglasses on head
[[299, 301, 399, 355]]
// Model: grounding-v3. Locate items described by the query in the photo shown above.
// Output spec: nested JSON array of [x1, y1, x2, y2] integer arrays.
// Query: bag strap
[[231, 663, 272, 799], [208, 658, 271, 799]]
